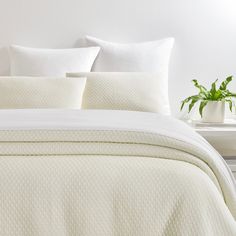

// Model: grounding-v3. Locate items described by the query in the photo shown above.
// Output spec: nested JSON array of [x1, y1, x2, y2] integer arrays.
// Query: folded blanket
[[0, 109, 235, 235]]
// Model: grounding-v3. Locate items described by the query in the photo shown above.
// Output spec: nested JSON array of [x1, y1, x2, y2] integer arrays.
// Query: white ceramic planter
[[201, 101, 225, 123]]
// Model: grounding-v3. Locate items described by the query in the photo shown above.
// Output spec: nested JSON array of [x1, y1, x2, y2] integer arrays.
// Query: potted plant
[[180, 76, 236, 123]]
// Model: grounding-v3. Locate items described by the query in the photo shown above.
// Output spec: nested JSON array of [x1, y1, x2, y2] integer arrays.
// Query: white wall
[[0, 0, 236, 116]]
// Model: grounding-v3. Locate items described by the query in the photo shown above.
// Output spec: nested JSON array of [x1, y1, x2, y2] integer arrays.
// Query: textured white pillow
[[81, 36, 174, 72], [67, 72, 170, 115], [10, 45, 100, 76], [0, 76, 86, 109]]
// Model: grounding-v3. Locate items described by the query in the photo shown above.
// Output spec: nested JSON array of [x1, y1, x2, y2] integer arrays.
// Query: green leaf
[[219, 76, 233, 90], [180, 95, 198, 111], [221, 90, 229, 97], [180, 97, 191, 111], [225, 99, 233, 112], [188, 97, 199, 112], [199, 100, 208, 117], [213, 90, 222, 100], [192, 80, 207, 95], [210, 79, 218, 97], [225, 92, 236, 98], [180, 101, 185, 111]]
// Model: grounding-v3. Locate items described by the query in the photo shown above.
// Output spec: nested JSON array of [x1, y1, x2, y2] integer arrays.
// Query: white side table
[[192, 125, 236, 178]]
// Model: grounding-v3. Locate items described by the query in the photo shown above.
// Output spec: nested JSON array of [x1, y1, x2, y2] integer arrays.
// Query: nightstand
[[194, 126, 236, 179]]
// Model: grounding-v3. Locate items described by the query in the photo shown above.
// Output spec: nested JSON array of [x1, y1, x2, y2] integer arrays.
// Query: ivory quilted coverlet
[[0, 109, 235, 236]]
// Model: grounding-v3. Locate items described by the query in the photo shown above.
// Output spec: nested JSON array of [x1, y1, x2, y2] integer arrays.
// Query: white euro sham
[[80, 36, 174, 72], [10, 45, 100, 76]]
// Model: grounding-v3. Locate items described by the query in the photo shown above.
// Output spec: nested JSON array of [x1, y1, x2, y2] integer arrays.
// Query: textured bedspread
[[0, 109, 235, 236]]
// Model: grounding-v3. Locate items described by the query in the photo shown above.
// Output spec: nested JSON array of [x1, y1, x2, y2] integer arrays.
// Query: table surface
[[184, 119, 236, 131], [182, 119, 236, 158]]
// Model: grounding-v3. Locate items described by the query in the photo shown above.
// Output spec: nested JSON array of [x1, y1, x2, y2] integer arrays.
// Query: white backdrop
[[0, 0, 236, 116]]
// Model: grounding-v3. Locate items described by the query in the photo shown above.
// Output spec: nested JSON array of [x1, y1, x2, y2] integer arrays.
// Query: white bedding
[[0, 109, 235, 235]]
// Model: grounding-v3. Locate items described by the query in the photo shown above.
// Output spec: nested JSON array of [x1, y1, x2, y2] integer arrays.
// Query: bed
[[0, 109, 236, 236], [1, 37, 236, 235]]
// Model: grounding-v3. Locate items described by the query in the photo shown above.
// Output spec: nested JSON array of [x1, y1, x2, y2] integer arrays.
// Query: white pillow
[[10, 45, 100, 76], [0, 76, 86, 109], [67, 72, 170, 115], [81, 36, 174, 72]]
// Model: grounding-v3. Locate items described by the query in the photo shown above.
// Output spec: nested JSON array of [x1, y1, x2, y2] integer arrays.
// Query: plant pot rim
[[205, 101, 225, 103]]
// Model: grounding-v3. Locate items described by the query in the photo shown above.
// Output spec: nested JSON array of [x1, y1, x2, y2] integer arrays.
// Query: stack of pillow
[[0, 36, 174, 115]]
